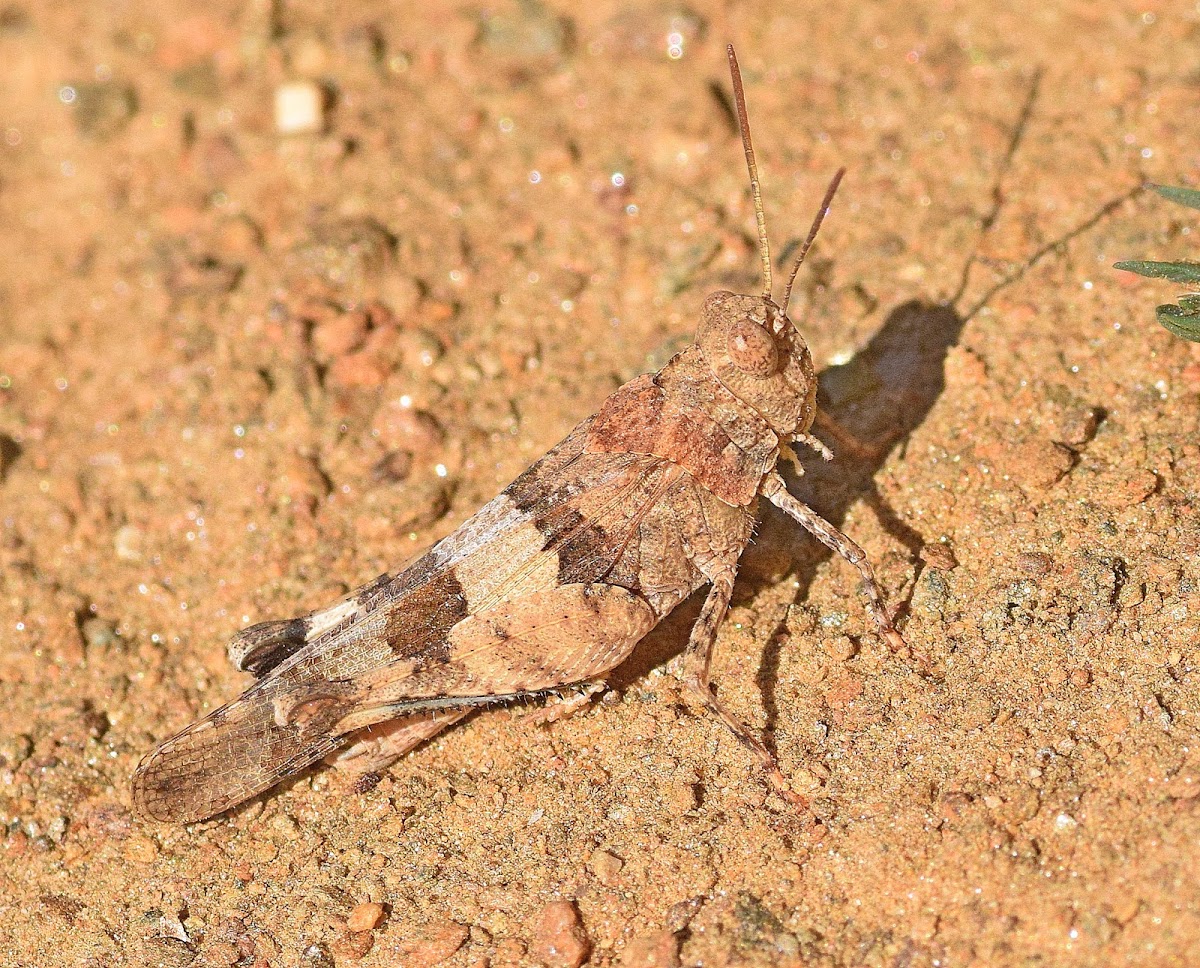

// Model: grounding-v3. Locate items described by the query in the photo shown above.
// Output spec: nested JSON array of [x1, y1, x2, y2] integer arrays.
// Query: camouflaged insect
[[132, 47, 905, 823]]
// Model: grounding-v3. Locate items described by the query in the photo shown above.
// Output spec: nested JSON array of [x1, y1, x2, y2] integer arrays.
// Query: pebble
[[1016, 551, 1053, 576], [331, 930, 374, 961], [346, 902, 384, 933], [299, 217, 395, 287], [312, 311, 369, 360], [123, 833, 160, 863], [1055, 405, 1101, 446], [290, 36, 331, 77], [300, 943, 334, 967], [81, 617, 118, 651], [113, 523, 145, 562], [530, 900, 590, 968], [1054, 812, 1079, 831], [275, 81, 325, 135], [586, 848, 623, 886], [0, 733, 32, 768], [479, 4, 570, 59], [328, 352, 390, 389]]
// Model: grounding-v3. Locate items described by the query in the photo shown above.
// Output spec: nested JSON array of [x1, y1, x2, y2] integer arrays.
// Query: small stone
[[312, 312, 369, 360], [1004, 438, 1073, 491], [327, 352, 389, 389], [114, 523, 145, 561], [0, 733, 32, 768], [530, 900, 590, 968], [270, 813, 300, 840], [1056, 406, 1101, 446], [1110, 895, 1141, 925], [347, 902, 384, 933], [390, 479, 450, 532], [586, 848, 623, 886], [938, 791, 973, 821], [172, 60, 220, 99], [823, 636, 858, 662], [657, 776, 699, 814], [135, 937, 195, 968], [81, 617, 118, 651], [300, 943, 334, 967], [274, 451, 330, 512], [275, 81, 325, 135], [298, 217, 395, 290], [198, 940, 238, 966], [378, 274, 422, 317], [1054, 812, 1078, 831], [480, 6, 570, 59], [290, 36, 331, 77], [340, 23, 386, 65], [331, 931, 374, 961], [45, 816, 68, 843], [1016, 552, 1053, 576]]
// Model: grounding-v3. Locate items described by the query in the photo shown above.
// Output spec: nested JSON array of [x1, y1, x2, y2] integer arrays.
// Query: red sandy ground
[[2, 1, 1200, 966]]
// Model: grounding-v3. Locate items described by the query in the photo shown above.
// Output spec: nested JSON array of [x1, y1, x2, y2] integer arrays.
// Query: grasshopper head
[[703, 47, 844, 442], [697, 291, 817, 437]]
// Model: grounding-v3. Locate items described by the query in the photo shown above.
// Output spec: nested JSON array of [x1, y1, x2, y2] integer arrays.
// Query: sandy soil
[[3, 1, 1200, 966]]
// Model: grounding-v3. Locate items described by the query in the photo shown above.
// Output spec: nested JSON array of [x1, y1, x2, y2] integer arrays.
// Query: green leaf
[[1113, 259, 1200, 284], [1152, 184, 1200, 211], [1155, 302, 1200, 342]]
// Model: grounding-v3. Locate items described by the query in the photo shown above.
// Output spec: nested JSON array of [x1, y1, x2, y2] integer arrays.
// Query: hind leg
[[679, 568, 803, 804], [328, 709, 469, 774]]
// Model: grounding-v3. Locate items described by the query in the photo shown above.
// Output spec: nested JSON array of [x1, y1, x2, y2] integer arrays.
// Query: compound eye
[[726, 317, 779, 377]]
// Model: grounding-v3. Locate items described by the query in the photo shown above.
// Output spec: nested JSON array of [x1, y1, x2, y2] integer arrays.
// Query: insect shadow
[[608, 69, 1139, 768]]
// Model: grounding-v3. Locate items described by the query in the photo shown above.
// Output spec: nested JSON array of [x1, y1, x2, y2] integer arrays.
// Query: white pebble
[[275, 81, 324, 135]]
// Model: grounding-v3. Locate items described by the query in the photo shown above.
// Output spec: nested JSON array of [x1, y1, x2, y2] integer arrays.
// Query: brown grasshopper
[[132, 46, 905, 823]]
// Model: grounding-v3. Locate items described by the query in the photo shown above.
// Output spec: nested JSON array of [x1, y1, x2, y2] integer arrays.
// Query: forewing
[[132, 423, 683, 821]]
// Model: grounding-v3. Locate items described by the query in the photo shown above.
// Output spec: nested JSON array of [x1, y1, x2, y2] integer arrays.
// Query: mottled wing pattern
[[132, 420, 741, 822]]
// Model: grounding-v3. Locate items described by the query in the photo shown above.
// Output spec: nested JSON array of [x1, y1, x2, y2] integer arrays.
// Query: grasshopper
[[132, 46, 905, 823]]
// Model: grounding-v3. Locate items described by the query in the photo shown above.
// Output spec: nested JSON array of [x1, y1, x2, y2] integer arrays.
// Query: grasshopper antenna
[[781, 167, 845, 317], [727, 45, 772, 301]]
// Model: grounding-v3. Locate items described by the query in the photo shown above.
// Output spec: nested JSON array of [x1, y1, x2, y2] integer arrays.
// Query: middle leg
[[763, 470, 907, 653]]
